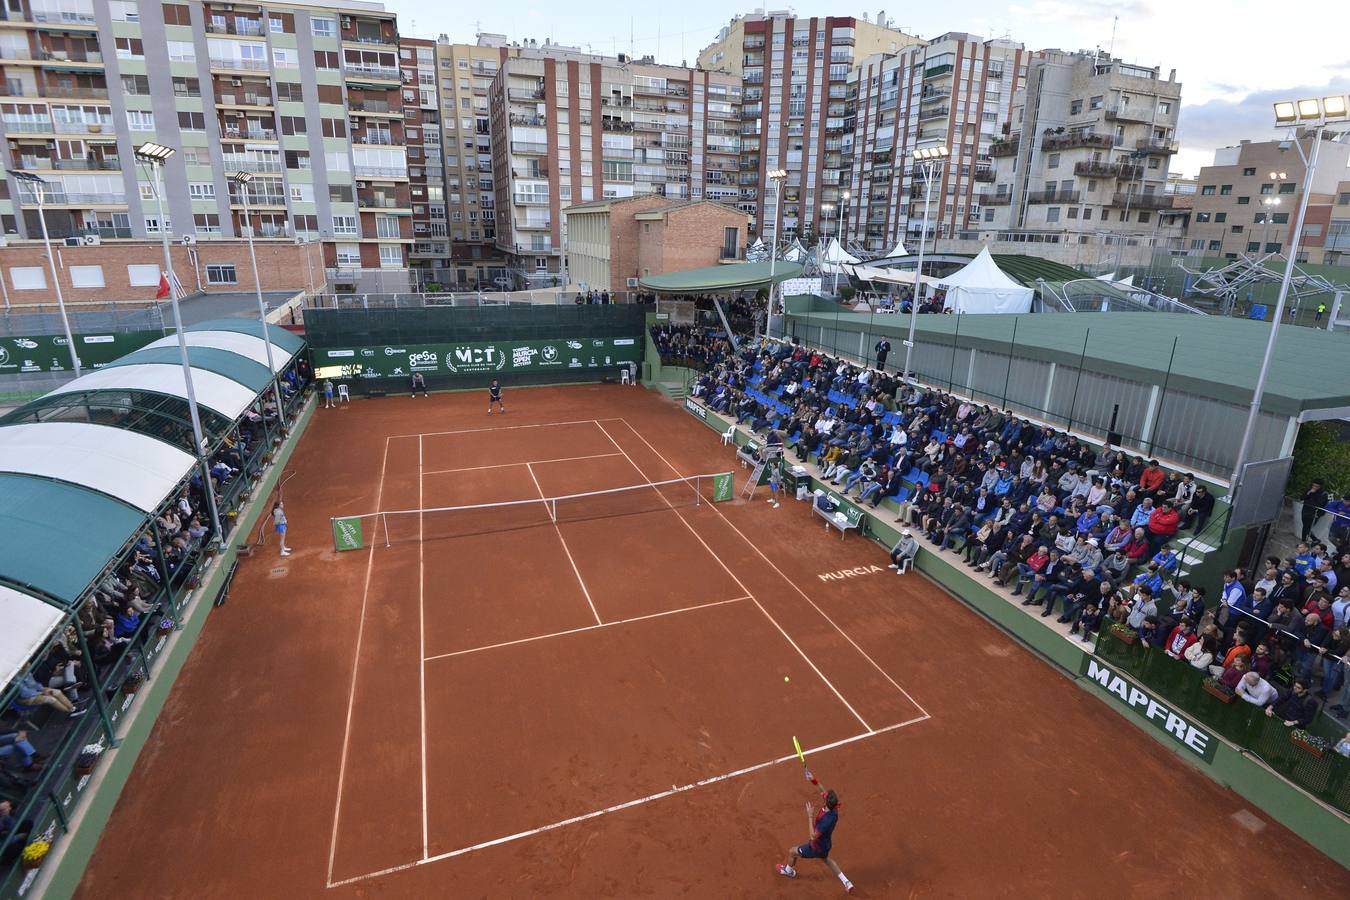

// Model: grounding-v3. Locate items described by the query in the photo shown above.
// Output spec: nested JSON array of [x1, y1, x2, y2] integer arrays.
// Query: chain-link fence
[[306, 289, 650, 310]]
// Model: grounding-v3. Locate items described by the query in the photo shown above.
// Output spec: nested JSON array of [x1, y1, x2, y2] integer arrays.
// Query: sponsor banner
[[313, 338, 642, 381], [332, 517, 364, 552], [712, 472, 733, 502], [684, 397, 708, 419], [1078, 657, 1217, 762], [0, 330, 163, 376]]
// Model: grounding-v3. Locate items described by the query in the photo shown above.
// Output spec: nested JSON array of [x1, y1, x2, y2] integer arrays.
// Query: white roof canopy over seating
[[821, 238, 861, 265], [0, 584, 65, 687], [0, 421, 196, 513], [880, 240, 909, 259], [50, 363, 258, 420], [936, 247, 1035, 314], [142, 330, 293, 373]]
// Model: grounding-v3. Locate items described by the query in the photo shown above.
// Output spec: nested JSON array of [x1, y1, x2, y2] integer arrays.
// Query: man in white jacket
[[1235, 671, 1279, 707]]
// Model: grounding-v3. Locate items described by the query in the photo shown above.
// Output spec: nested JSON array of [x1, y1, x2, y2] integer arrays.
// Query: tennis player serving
[[777, 765, 854, 893], [487, 378, 505, 415]]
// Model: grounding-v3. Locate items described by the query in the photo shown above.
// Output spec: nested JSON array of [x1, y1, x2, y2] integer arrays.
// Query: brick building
[[1, 238, 322, 305], [562, 195, 748, 294]]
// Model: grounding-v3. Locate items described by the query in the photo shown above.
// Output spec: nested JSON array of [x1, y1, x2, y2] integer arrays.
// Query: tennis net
[[331, 471, 735, 550]]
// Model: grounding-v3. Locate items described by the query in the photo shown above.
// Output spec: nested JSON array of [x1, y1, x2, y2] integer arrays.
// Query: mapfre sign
[[1079, 658, 1217, 763]]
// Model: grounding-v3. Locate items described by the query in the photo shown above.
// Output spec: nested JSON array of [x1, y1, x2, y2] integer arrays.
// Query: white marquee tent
[[936, 247, 1034, 314]]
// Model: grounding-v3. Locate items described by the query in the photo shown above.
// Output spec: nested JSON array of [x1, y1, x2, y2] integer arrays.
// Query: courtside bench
[[812, 492, 864, 539]]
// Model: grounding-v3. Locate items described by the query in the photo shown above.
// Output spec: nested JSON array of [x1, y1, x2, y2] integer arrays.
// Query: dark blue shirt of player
[[812, 805, 838, 855], [489, 381, 502, 401]]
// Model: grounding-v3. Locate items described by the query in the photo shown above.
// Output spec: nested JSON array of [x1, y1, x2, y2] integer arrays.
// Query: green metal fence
[[304, 304, 649, 347], [1093, 628, 1349, 813]]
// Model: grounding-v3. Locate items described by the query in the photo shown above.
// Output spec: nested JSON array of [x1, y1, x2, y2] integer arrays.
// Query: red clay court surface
[[77, 386, 1350, 899]]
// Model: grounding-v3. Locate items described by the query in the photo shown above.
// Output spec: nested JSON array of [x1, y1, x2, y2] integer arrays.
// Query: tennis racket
[[793, 736, 818, 785]]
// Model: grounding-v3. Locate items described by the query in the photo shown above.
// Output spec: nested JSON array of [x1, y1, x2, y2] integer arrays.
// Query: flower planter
[[1110, 627, 1137, 646], [75, 762, 95, 777], [20, 841, 49, 871], [1202, 681, 1235, 703], [1290, 733, 1326, 758], [122, 677, 144, 696]]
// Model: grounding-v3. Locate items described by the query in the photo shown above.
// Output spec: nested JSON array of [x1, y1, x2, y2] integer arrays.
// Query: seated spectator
[[888, 530, 920, 574], [0, 730, 39, 773], [1264, 679, 1318, 728], [1164, 618, 1198, 660], [1212, 654, 1249, 688], [15, 671, 83, 718], [1186, 635, 1217, 670], [1236, 671, 1280, 707]]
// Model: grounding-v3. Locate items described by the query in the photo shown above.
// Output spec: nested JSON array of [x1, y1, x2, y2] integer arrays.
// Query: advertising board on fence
[[0, 331, 162, 375], [1079, 656, 1217, 762], [315, 337, 641, 381]]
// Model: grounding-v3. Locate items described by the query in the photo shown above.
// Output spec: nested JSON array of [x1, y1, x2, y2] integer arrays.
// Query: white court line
[[326, 714, 930, 889], [619, 418, 931, 720], [423, 596, 750, 662], [591, 420, 872, 732], [527, 462, 603, 626], [326, 436, 393, 886], [422, 451, 621, 476], [389, 417, 623, 440], [417, 436, 429, 860]]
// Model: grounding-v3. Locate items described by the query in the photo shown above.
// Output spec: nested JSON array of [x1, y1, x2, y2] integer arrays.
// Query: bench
[[812, 495, 863, 540]]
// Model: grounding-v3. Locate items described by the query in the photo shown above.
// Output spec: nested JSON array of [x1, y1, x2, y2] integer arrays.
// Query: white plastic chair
[[337, 384, 351, 403], [721, 425, 735, 446], [620, 368, 632, 385]]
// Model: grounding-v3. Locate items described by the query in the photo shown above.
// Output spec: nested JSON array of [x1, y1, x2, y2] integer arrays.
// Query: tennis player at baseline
[[777, 768, 853, 892], [487, 379, 505, 414]]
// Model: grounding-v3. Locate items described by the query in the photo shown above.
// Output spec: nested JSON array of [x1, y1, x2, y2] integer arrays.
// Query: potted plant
[[157, 617, 176, 636], [20, 840, 50, 871], [1201, 676, 1235, 703], [121, 670, 145, 696], [1289, 728, 1329, 758], [75, 743, 104, 777], [1109, 622, 1137, 645]]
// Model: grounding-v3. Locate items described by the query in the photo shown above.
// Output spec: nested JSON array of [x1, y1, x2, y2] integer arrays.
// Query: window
[[177, 111, 206, 131], [280, 115, 306, 135], [375, 215, 401, 238], [1069, 99, 1082, 115], [290, 183, 314, 202], [314, 50, 339, 69], [1231, 225, 1243, 233], [1195, 212, 1210, 223], [721, 226, 739, 259], [145, 216, 172, 233], [1265, 243, 1281, 253], [1047, 153, 1060, 169], [114, 37, 144, 60], [1215, 212, 1227, 223], [1260, 183, 1273, 195], [69, 265, 104, 288], [173, 77, 201, 97], [1339, 192, 1350, 205], [139, 183, 155, 201], [167, 41, 195, 62], [379, 245, 402, 267], [1243, 167, 1256, 176], [335, 243, 360, 265], [285, 150, 311, 169], [122, 74, 151, 95], [194, 213, 221, 234], [273, 48, 298, 69], [127, 264, 160, 286], [1200, 185, 1216, 196], [1219, 185, 1232, 195], [269, 15, 285, 33], [1208, 240, 1221, 251], [312, 16, 337, 38], [206, 264, 238, 284], [163, 3, 191, 26], [331, 215, 358, 236], [1158, 101, 1171, 115], [1045, 207, 1060, 223], [10, 267, 46, 290], [189, 182, 215, 199], [1237, 196, 1250, 205], [127, 110, 155, 131], [1088, 95, 1103, 110], [321, 118, 346, 138], [1278, 182, 1295, 194], [276, 82, 304, 102], [1272, 212, 1289, 224], [1247, 241, 1260, 252]]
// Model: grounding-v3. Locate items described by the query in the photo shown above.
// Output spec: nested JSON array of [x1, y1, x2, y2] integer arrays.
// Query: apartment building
[[1185, 133, 1350, 264], [843, 34, 1033, 254], [490, 47, 742, 286], [399, 35, 440, 283], [697, 11, 923, 246], [0, 0, 411, 291], [982, 50, 1183, 266]]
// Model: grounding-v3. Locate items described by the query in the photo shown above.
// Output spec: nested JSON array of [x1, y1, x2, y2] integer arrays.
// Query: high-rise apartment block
[[697, 11, 923, 246], [982, 50, 1183, 264], [843, 34, 1033, 254], [490, 47, 742, 285], [0, 0, 415, 290]]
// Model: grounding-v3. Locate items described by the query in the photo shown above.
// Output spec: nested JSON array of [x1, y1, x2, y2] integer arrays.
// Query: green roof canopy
[[639, 260, 805, 294], [786, 309, 1350, 417], [189, 318, 306, 356], [0, 473, 146, 606], [106, 346, 273, 392]]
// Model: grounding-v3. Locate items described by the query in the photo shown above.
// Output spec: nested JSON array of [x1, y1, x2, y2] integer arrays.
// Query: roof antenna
[[1108, 16, 1117, 57]]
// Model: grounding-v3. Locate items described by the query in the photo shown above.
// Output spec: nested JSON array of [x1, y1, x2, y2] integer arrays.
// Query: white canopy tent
[[142, 330, 294, 374], [0, 422, 196, 513], [780, 239, 808, 263], [936, 247, 1034, 314], [0, 584, 65, 688], [843, 264, 940, 287], [51, 363, 259, 420], [879, 239, 909, 259], [821, 238, 861, 265]]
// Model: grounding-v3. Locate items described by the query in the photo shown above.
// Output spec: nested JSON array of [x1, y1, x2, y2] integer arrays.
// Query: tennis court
[[76, 385, 1350, 899], [326, 415, 929, 886]]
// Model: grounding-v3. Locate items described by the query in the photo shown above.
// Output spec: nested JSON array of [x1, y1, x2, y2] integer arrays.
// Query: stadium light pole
[[1231, 96, 1348, 493], [765, 168, 787, 339], [230, 171, 288, 432], [12, 171, 80, 377], [137, 141, 223, 542], [901, 145, 949, 386], [832, 190, 850, 295]]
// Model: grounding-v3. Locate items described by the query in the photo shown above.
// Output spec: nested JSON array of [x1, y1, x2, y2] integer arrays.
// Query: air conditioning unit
[[64, 236, 83, 247], [341, 17, 352, 28], [356, 181, 368, 188], [294, 236, 307, 245], [626, 277, 639, 288], [81, 234, 100, 246], [180, 234, 197, 246], [231, 78, 243, 87]]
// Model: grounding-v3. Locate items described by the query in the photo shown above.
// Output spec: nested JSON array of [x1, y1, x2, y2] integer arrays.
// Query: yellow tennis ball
[[784, 676, 790, 683]]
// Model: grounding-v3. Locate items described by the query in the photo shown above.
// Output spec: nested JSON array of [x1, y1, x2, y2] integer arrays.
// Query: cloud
[[1177, 76, 1350, 168]]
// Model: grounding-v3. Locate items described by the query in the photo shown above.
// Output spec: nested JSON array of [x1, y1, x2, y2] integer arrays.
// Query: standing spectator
[[322, 379, 335, 409], [1164, 619, 1198, 660], [1184, 485, 1215, 533], [273, 501, 291, 557], [1236, 671, 1279, 707], [874, 338, 891, 372], [1265, 679, 1318, 728], [1300, 479, 1329, 542]]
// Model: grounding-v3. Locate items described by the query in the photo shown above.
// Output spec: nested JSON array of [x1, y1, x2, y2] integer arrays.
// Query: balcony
[[79, 225, 132, 239], [976, 193, 1013, 206], [354, 165, 408, 178], [516, 218, 551, 230], [343, 63, 400, 81], [359, 196, 405, 209], [1136, 138, 1179, 155], [924, 63, 954, 79], [1104, 103, 1151, 123], [223, 126, 277, 140], [508, 87, 545, 102], [512, 193, 549, 206], [921, 87, 952, 102], [216, 92, 272, 108], [1112, 192, 1173, 210], [601, 119, 633, 133], [221, 155, 282, 174], [230, 192, 286, 206], [17, 155, 120, 171], [919, 106, 949, 121], [973, 166, 995, 183], [988, 139, 1019, 157], [1026, 189, 1080, 204], [45, 86, 109, 100], [354, 132, 396, 146], [206, 20, 265, 37], [209, 56, 270, 72], [1074, 160, 1142, 180], [19, 191, 126, 206], [51, 120, 113, 135], [1042, 131, 1115, 151], [510, 141, 547, 155], [350, 98, 396, 114]]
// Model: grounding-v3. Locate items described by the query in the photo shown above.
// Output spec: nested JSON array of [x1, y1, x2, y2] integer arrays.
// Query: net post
[[382, 512, 390, 548], [696, 474, 702, 505]]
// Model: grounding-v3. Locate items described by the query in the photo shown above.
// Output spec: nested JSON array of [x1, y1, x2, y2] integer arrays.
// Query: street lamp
[[1259, 196, 1282, 254], [136, 141, 223, 541], [901, 145, 949, 385], [230, 171, 287, 431], [1231, 95, 1350, 491], [11, 170, 80, 377], [832, 189, 851, 295], [765, 169, 787, 339]]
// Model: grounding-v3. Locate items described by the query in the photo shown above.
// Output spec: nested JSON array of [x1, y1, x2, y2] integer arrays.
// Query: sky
[[385, 0, 1350, 177]]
